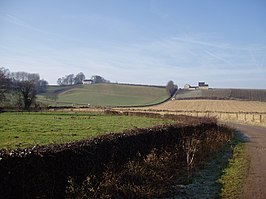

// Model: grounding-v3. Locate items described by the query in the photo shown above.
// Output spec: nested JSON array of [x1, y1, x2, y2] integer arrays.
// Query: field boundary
[[0, 119, 232, 198], [115, 109, 266, 127]]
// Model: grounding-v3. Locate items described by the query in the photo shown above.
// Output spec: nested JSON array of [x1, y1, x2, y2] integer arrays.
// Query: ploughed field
[[175, 89, 266, 101], [148, 100, 266, 113], [0, 112, 175, 149]]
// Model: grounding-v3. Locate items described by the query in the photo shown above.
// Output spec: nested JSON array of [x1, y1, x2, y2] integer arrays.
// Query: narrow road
[[228, 123, 266, 199]]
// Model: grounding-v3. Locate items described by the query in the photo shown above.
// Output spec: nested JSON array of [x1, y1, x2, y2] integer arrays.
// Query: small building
[[198, 82, 209, 90], [184, 84, 197, 90], [82, 79, 93, 84]]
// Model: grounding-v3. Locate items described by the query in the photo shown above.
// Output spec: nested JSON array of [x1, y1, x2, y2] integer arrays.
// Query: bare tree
[[10, 72, 40, 82], [11, 72, 40, 110], [57, 74, 76, 85], [66, 74, 75, 85], [17, 80, 37, 110], [36, 79, 48, 93], [182, 133, 201, 180], [57, 78, 62, 85], [74, 72, 86, 84], [0, 67, 11, 102]]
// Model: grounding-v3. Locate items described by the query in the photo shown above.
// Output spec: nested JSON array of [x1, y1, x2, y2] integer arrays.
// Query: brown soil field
[[144, 100, 266, 113], [119, 100, 266, 127]]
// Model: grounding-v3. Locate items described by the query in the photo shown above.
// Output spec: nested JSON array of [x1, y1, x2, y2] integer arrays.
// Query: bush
[[0, 117, 233, 198]]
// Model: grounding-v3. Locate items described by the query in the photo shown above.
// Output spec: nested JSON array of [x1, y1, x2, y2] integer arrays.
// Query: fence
[[117, 109, 266, 127]]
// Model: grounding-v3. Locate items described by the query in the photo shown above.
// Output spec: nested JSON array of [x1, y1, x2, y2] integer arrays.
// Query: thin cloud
[[3, 14, 46, 33], [1, 33, 266, 88], [203, 49, 234, 67]]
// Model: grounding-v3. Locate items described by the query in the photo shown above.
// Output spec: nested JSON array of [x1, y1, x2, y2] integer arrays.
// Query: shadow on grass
[[168, 131, 247, 199], [65, 125, 234, 199]]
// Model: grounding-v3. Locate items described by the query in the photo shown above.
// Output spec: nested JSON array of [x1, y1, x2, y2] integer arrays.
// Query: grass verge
[[168, 130, 248, 199], [219, 132, 249, 199], [64, 125, 234, 199]]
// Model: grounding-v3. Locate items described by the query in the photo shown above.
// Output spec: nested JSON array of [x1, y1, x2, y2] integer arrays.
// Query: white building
[[184, 82, 209, 90], [184, 84, 197, 90], [82, 79, 93, 84]]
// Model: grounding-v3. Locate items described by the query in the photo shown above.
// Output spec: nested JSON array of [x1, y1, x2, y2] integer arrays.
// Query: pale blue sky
[[0, 0, 266, 88]]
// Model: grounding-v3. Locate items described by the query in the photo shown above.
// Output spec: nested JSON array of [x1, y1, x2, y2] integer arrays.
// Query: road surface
[[228, 123, 266, 199]]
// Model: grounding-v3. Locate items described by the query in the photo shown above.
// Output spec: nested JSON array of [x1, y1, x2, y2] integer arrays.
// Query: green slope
[[38, 84, 169, 107]]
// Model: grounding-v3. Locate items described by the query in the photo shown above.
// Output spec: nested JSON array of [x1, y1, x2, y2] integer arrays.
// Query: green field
[[0, 112, 174, 149], [38, 83, 169, 107]]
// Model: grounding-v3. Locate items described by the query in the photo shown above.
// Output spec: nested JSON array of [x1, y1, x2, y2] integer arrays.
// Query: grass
[[219, 132, 249, 199], [38, 84, 169, 107], [168, 137, 233, 198], [166, 131, 248, 199], [0, 112, 174, 150], [64, 124, 234, 198]]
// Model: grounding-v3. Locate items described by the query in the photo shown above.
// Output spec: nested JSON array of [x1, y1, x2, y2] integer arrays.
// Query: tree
[[166, 81, 178, 97], [0, 67, 11, 102], [16, 80, 37, 110], [74, 72, 86, 84], [36, 79, 48, 94], [66, 74, 75, 85], [91, 75, 109, 84], [11, 72, 40, 110], [57, 78, 62, 86], [10, 71, 40, 82], [57, 74, 77, 85]]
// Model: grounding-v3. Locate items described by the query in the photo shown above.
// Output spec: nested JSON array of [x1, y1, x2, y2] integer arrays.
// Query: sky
[[0, 0, 266, 88]]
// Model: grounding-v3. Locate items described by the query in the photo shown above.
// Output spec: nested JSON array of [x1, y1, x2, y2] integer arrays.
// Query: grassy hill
[[175, 89, 266, 101], [38, 83, 169, 107]]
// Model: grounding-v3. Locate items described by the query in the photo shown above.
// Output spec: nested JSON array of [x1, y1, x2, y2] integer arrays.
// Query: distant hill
[[175, 89, 266, 101], [37, 83, 169, 107]]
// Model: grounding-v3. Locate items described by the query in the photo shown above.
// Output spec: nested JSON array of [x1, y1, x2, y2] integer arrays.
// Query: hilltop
[[37, 83, 169, 107]]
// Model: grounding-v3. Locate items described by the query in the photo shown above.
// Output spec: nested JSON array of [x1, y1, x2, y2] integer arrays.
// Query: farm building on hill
[[184, 82, 209, 90], [198, 82, 209, 89], [184, 84, 198, 90], [82, 79, 93, 84]]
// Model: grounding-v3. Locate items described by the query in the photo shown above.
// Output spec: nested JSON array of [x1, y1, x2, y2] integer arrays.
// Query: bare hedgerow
[[66, 148, 186, 199]]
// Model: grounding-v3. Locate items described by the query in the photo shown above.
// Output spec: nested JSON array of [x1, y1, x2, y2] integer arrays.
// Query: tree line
[[56, 73, 177, 97], [57, 73, 109, 85], [1, 66, 178, 110], [0, 67, 48, 110]]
